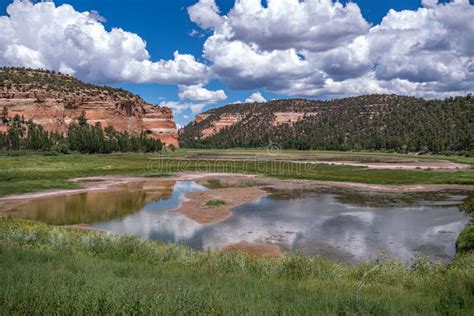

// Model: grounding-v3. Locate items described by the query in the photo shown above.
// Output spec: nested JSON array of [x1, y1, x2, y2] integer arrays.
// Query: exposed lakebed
[[0, 177, 471, 264]]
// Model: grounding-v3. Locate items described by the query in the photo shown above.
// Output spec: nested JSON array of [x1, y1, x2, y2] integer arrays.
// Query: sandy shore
[[175, 186, 268, 224], [220, 241, 282, 257]]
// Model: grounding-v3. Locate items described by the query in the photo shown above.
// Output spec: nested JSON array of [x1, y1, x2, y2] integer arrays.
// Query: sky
[[0, 0, 473, 127]]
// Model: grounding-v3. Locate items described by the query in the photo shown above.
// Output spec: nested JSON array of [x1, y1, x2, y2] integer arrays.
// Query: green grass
[[1, 218, 473, 315], [1, 150, 473, 313], [0, 150, 473, 197], [206, 199, 227, 207], [183, 148, 474, 166], [457, 225, 474, 253]]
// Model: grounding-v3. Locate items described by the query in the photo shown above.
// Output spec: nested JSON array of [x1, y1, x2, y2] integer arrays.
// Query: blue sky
[[0, 0, 472, 127]]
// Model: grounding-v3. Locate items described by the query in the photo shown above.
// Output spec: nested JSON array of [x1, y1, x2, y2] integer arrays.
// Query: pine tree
[[78, 111, 88, 126], [2, 106, 8, 125]]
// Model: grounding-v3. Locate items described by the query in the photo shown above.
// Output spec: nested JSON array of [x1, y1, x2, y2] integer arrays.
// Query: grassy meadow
[[1, 150, 473, 314], [0, 149, 473, 197], [1, 218, 473, 315]]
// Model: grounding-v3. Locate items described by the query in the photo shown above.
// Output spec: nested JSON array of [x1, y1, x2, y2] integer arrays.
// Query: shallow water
[[2, 180, 471, 264]]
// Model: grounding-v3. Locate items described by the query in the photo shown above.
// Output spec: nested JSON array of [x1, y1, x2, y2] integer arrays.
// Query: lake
[[2, 179, 471, 264]]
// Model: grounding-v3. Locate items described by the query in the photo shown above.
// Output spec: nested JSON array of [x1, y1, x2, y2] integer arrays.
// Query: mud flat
[[0, 172, 472, 210], [175, 186, 268, 224], [289, 160, 470, 170], [0, 176, 145, 201], [173, 172, 474, 193]]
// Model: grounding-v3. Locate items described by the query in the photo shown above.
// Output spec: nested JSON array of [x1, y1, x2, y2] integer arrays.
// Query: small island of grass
[[206, 199, 227, 207]]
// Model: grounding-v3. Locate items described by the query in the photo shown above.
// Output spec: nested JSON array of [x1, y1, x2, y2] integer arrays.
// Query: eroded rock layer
[[0, 68, 179, 148]]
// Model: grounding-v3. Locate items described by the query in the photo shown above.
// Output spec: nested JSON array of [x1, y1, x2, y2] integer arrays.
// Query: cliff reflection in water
[[7, 180, 176, 225]]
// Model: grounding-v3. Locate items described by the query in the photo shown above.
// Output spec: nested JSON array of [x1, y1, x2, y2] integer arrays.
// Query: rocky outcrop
[[272, 112, 319, 126], [200, 113, 242, 138], [194, 114, 210, 124], [0, 68, 179, 148]]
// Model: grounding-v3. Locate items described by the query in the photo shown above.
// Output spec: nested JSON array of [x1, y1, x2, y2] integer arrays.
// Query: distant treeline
[[180, 94, 474, 155], [0, 109, 163, 154]]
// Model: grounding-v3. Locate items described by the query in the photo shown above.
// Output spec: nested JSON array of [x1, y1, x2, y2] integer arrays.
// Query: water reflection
[[199, 194, 469, 263], [5, 180, 177, 225], [92, 181, 208, 243], [2, 180, 471, 264]]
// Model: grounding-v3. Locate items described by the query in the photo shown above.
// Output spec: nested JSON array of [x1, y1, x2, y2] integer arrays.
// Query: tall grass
[[1, 218, 473, 314]]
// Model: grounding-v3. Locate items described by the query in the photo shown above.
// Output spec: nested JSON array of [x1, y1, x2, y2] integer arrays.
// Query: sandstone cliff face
[[200, 113, 242, 138], [0, 69, 179, 148], [272, 112, 319, 126]]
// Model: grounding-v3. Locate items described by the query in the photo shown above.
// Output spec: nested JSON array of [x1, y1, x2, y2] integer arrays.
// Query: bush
[[50, 143, 70, 154]]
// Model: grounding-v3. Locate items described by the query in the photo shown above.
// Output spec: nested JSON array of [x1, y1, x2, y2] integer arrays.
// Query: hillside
[[0, 67, 178, 148], [180, 95, 473, 153]]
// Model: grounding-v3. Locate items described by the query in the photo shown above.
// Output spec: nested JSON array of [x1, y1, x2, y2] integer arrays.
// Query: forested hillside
[[180, 95, 473, 154]]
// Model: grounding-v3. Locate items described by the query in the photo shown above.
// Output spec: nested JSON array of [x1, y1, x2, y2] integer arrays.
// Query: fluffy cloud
[[174, 84, 227, 115], [187, 0, 224, 30], [190, 0, 474, 98], [227, 0, 370, 52], [158, 101, 206, 114], [0, 1, 209, 85], [178, 84, 227, 103], [245, 91, 267, 103], [422, 0, 439, 8], [365, 2, 474, 96]]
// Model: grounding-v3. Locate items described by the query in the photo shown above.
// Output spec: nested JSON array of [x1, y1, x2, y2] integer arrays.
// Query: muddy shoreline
[[0, 176, 146, 201], [0, 172, 472, 257], [1, 172, 473, 203], [288, 160, 470, 170], [1, 172, 472, 229], [174, 186, 268, 224]]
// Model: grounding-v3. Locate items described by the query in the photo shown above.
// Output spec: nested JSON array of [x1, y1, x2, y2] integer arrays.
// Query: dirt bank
[[175, 186, 268, 224], [0, 176, 146, 201], [220, 241, 282, 257]]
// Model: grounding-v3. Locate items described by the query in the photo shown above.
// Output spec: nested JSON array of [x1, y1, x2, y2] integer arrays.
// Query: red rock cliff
[[0, 68, 179, 148]]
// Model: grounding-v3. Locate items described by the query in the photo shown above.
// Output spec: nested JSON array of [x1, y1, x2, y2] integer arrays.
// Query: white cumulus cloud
[[0, 0, 209, 85], [187, 0, 224, 30], [159, 101, 207, 114], [245, 91, 267, 103], [226, 0, 370, 52], [189, 0, 474, 99], [178, 84, 227, 103]]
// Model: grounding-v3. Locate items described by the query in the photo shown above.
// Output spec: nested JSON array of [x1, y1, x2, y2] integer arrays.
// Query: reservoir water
[[3, 180, 470, 264]]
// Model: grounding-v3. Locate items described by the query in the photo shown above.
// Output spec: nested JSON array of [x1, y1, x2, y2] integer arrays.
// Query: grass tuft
[[206, 199, 227, 207]]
